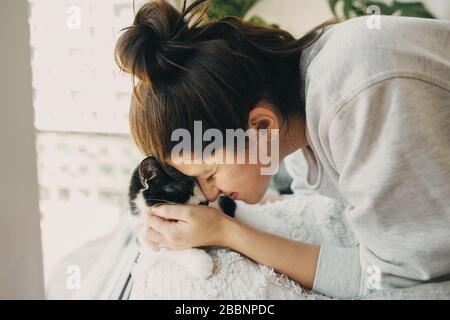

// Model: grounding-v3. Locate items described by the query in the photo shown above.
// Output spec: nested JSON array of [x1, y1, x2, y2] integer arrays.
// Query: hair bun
[[115, 0, 200, 84]]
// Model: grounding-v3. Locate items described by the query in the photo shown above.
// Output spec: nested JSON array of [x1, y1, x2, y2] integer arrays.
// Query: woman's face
[[167, 158, 273, 204], [165, 104, 308, 204]]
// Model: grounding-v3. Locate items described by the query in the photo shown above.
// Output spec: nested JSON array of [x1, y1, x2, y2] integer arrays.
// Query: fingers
[[146, 213, 171, 233], [144, 227, 188, 251], [141, 205, 199, 250], [143, 207, 187, 246], [151, 205, 190, 222], [145, 238, 160, 251], [145, 228, 165, 244], [139, 228, 159, 251]]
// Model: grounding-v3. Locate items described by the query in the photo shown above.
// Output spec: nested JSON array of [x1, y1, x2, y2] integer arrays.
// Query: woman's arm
[[223, 217, 320, 289], [145, 205, 320, 289]]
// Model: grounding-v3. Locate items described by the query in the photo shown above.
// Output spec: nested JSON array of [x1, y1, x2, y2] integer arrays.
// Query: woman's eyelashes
[[205, 167, 218, 183]]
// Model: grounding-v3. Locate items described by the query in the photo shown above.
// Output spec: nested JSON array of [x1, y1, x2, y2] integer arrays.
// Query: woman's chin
[[239, 194, 263, 205]]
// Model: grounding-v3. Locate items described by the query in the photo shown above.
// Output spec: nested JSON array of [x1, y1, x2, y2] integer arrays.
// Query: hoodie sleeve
[[312, 77, 450, 298]]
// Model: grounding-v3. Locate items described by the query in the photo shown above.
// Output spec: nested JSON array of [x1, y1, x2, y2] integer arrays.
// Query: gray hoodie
[[287, 15, 450, 298]]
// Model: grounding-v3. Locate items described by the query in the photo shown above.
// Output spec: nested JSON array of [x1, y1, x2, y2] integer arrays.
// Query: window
[[27, 0, 159, 298]]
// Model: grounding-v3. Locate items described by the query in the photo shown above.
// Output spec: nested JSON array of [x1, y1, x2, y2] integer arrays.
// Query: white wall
[[0, 0, 45, 299], [424, 0, 450, 19], [249, 0, 450, 36], [249, 0, 333, 36]]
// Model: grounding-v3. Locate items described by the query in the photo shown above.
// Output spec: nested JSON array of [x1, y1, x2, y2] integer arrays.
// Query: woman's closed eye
[[204, 167, 217, 183]]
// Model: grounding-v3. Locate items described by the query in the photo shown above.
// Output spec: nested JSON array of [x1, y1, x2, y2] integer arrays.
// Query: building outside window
[[28, 0, 153, 296]]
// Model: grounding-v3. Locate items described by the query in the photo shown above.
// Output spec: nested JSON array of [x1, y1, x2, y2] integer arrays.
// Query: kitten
[[128, 156, 236, 279]]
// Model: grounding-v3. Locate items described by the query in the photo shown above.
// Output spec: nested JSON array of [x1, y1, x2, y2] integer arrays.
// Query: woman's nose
[[197, 179, 220, 202]]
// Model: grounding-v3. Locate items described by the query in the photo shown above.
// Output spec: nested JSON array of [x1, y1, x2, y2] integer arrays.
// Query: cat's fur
[[128, 156, 236, 279]]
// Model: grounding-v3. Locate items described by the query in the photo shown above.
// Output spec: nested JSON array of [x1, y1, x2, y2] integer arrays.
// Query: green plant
[[327, 0, 435, 19], [205, 0, 260, 19], [194, 0, 272, 26], [191, 0, 435, 28]]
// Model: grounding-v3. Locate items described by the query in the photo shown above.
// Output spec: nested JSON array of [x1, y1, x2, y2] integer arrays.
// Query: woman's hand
[[143, 203, 320, 290], [144, 204, 232, 250]]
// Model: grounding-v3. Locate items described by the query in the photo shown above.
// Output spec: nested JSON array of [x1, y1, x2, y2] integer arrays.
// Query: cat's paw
[[180, 249, 214, 280]]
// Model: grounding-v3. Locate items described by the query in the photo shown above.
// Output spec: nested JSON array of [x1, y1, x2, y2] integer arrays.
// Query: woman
[[115, 0, 450, 298]]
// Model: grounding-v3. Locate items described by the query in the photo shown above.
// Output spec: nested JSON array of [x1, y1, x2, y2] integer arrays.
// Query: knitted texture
[[130, 195, 358, 300]]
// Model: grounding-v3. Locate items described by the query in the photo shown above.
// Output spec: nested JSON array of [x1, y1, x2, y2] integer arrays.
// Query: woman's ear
[[248, 102, 280, 131]]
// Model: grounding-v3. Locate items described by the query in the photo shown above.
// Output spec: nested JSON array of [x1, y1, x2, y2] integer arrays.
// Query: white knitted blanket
[[129, 195, 359, 300]]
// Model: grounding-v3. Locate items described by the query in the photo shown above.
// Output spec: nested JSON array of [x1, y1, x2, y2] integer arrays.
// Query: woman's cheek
[[245, 175, 272, 202]]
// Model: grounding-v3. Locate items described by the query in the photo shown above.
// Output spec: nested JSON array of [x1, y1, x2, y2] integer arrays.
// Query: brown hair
[[115, 0, 335, 161]]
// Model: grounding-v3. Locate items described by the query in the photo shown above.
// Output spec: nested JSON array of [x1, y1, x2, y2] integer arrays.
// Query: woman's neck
[[279, 116, 309, 161]]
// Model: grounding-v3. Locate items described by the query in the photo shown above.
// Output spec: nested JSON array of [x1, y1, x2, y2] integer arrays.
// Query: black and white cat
[[128, 156, 236, 279]]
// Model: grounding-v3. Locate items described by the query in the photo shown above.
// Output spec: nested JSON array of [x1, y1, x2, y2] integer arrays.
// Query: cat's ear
[[138, 156, 158, 190]]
